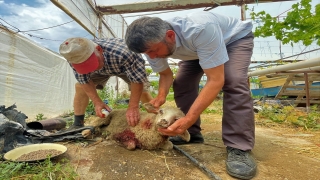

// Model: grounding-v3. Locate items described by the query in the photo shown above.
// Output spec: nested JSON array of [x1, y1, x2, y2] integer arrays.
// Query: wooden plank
[[280, 91, 320, 96], [258, 75, 288, 88], [260, 79, 288, 88], [274, 72, 320, 106], [290, 77, 320, 81], [284, 85, 320, 89], [294, 100, 320, 104], [275, 75, 294, 98]]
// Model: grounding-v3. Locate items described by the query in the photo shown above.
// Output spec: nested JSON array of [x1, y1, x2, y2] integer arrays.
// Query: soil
[[55, 106, 320, 180]]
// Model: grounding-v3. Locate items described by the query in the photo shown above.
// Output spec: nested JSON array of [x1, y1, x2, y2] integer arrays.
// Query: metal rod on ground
[[173, 145, 222, 180]]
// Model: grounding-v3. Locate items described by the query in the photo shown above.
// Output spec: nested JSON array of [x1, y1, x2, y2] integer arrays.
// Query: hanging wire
[[19, 20, 74, 32]]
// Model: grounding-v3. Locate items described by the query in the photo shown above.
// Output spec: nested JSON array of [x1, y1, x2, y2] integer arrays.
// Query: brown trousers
[[173, 32, 255, 151]]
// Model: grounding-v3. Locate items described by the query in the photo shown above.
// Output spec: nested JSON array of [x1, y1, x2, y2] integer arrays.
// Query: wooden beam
[[96, 0, 294, 15], [280, 91, 320, 96]]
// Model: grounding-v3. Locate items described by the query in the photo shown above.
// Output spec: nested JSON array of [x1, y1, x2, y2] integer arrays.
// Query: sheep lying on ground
[[85, 106, 190, 150]]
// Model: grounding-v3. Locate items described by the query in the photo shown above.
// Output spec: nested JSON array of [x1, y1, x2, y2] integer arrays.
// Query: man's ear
[[96, 45, 103, 52], [165, 30, 175, 43]]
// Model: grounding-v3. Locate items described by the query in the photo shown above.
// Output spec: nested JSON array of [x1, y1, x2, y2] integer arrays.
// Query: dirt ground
[[55, 109, 320, 180]]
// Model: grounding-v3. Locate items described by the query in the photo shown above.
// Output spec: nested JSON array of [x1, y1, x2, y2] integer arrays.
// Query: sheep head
[[154, 106, 190, 142]]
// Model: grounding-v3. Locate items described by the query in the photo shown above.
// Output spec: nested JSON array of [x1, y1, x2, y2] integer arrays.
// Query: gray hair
[[125, 16, 173, 53]]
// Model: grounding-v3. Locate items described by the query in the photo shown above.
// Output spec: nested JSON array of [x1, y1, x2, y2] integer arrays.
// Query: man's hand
[[94, 102, 112, 118], [158, 116, 195, 136], [149, 96, 166, 110], [126, 106, 140, 126]]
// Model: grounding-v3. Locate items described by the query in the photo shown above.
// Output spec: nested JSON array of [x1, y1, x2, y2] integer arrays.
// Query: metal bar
[[304, 73, 310, 113], [250, 60, 304, 63], [248, 57, 320, 77], [50, 0, 96, 36], [277, 71, 320, 74], [97, 0, 294, 15]]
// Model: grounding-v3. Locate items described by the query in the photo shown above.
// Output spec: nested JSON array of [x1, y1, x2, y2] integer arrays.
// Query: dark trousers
[[173, 32, 255, 150]]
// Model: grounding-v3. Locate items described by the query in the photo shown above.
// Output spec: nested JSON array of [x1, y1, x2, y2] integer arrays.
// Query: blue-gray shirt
[[147, 11, 253, 72]]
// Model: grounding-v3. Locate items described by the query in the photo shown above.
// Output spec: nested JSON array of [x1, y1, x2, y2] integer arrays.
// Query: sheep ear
[[143, 103, 158, 114], [178, 131, 190, 142]]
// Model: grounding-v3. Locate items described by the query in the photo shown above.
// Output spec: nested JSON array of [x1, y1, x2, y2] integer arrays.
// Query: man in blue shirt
[[59, 37, 152, 129], [125, 11, 256, 179]]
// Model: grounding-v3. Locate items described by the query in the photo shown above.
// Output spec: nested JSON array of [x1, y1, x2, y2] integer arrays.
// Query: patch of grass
[[35, 113, 45, 121], [256, 103, 320, 130], [166, 93, 174, 101], [86, 86, 114, 116], [203, 99, 223, 115], [0, 157, 78, 179], [85, 86, 131, 115]]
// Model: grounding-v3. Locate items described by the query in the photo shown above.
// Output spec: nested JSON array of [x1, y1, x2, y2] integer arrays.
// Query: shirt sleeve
[[124, 53, 148, 83], [146, 55, 169, 73], [193, 23, 229, 69]]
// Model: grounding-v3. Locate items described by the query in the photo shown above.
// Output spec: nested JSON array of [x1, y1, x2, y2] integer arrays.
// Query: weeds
[[35, 113, 45, 121], [203, 97, 223, 115], [256, 103, 320, 130], [85, 86, 131, 115], [0, 157, 78, 180]]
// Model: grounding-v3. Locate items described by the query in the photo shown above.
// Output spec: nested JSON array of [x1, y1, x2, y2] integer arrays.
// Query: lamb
[[85, 106, 190, 150]]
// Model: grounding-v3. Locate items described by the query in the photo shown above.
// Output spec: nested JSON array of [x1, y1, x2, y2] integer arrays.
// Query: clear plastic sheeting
[[51, 0, 99, 36], [0, 26, 77, 120], [50, 0, 127, 38], [102, 14, 128, 38]]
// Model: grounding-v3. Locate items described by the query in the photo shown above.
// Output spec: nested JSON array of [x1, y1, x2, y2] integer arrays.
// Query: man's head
[[59, 37, 101, 74], [125, 17, 176, 59]]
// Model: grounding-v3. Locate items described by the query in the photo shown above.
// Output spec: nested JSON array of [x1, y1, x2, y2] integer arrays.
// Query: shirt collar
[[174, 34, 182, 48]]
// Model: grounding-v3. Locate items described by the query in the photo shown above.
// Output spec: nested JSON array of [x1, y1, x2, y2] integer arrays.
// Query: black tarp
[[0, 104, 94, 154]]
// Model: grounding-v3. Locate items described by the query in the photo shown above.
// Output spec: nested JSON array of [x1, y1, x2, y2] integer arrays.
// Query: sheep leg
[[178, 131, 190, 142], [160, 140, 173, 150]]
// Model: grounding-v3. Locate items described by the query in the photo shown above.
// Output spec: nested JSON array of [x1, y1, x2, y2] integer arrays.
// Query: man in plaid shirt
[[59, 37, 152, 129]]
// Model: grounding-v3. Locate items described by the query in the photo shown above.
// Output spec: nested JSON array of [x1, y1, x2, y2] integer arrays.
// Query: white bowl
[[4, 143, 67, 162]]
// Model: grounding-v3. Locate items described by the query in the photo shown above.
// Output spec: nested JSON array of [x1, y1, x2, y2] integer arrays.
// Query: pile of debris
[[0, 104, 93, 154]]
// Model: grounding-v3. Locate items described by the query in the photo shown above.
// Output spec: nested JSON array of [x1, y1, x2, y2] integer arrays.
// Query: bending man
[[125, 11, 256, 179], [59, 37, 152, 129]]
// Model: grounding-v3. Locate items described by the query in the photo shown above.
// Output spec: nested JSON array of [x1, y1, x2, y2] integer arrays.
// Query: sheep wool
[[86, 106, 190, 150]]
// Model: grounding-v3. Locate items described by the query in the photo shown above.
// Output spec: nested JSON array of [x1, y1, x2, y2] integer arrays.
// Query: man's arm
[[126, 82, 143, 126], [80, 81, 111, 117], [150, 67, 174, 108], [187, 64, 224, 122], [158, 64, 224, 136]]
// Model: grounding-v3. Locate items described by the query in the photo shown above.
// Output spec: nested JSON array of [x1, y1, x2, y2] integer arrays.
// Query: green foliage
[[202, 97, 223, 115], [249, 0, 320, 46], [149, 81, 159, 90], [0, 158, 78, 179], [257, 103, 320, 130], [145, 68, 153, 76], [166, 93, 174, 101], [249, 77, 261, 84], [85, 85, 134, 114], [86, 86, 115, 115], [35, 113, 45, 121], [171, 67, 178, 79]]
